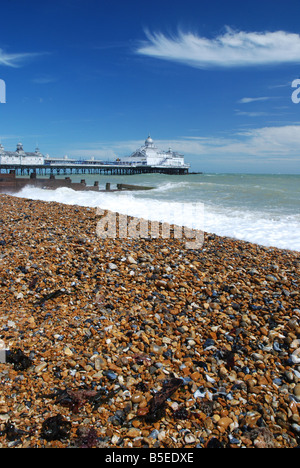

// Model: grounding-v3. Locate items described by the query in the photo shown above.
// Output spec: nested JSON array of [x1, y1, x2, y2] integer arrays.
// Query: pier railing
[[0, 163, 189, 176]]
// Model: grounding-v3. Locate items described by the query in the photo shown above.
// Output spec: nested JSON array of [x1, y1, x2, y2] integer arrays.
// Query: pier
[[0, 163, 189, 176]]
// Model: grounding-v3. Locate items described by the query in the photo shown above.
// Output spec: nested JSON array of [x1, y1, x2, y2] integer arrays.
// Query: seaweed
[[0, 422, 25, 441], [142, 377, 183, 423], [41, 414, 71, 441], [74, 427, 99, 448], [35, 289, 69, 306], [6, 348, 32, 371], [40, 387, 117, 413]]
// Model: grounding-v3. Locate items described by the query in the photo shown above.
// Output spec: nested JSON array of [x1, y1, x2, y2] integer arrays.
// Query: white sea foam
[[203, 205, 300, 251], [15, 183, 300, 251]]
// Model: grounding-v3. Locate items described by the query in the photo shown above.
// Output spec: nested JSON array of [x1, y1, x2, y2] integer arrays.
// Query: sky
[[1, 0, 300, 173]]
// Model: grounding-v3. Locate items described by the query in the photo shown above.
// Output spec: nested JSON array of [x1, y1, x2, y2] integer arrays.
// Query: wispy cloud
[[238, 97, 272, 104], [137, 27, 300, 68], [236, 125, 300, 154], [182, 125, 300, 160], [235, 110, 270, 117], [0, 48, 43, 68], [65, 126, 300, 164], [32, 75, 57, 84]]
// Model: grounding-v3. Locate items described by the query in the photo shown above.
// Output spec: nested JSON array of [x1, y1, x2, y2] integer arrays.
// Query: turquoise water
[[15, 173, 300, 251]]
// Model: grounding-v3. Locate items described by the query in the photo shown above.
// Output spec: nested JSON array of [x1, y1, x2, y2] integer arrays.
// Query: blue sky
[[1, 0, 300, 173]]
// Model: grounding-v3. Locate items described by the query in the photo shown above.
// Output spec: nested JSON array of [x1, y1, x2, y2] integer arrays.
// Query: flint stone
[[0, 350, 7, 363]]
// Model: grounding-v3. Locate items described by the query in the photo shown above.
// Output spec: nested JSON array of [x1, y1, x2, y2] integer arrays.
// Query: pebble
[[126, 256, 137, 265], [294, 384, 300, 400], [291, 349, 300, 364], [64, 347, 73, 356], [34, 362, 48, 373], [184, 433, 196, 444], [149, 429, 159, 439], [217, 417, 234, 432], [0, 194, 299, 448], [126, 428, 141, 439]]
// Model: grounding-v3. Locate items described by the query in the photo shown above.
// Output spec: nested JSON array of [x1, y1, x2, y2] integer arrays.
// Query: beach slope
[[0, 193, 299, 448]]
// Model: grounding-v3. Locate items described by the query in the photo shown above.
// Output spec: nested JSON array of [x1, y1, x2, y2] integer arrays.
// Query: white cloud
[[67, 140, 144, 160], [65, 126, 300, 164], [68, 148, 117, 160], [235, 111, 269, 117], [238, 97, 272, 104], [137, 27, 300, 68], [190, 125, 300, 160], [236, 125, 300, 154], [0, 48, 41, 67]]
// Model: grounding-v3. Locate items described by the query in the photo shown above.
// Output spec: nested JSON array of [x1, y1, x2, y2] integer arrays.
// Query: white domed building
[[0, 142, 44, 165], [120, 135, 190, 168]]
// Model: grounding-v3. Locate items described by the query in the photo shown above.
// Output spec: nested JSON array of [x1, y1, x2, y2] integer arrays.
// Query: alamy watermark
[[0, 79, 6, 103], [291, 79, 300, 104], [96, 202, 204, 249]]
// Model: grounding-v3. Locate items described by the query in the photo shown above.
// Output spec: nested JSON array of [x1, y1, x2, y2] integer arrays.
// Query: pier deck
[[0, 163, 189, 176]]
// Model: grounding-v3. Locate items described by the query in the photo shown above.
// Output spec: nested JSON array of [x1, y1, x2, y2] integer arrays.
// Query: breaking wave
[[15, 182, 300, 252]]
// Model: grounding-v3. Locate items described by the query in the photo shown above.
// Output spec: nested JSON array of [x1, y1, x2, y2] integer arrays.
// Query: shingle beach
[[0, 193, 299, 448]]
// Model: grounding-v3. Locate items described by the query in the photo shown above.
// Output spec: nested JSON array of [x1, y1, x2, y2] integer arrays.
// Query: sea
[[14, 173, 300, 252]]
